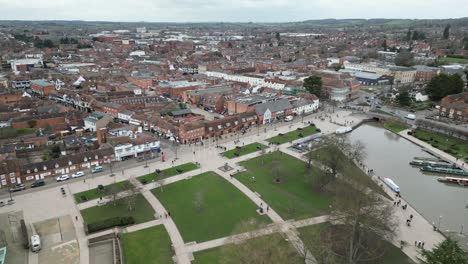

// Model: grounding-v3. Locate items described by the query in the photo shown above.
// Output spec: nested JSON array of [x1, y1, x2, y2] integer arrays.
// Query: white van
[[284, 116, 294, 122], [31, 235, 41, 252], [405, 114, 416, 120]]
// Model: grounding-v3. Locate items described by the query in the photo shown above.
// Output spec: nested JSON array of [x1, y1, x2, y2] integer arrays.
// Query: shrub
[[316, 129, 321, 132], [87, 216, 135, 233]]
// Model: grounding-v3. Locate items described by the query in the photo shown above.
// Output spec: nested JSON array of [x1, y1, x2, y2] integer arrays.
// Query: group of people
[[415, 240, 425, 248]]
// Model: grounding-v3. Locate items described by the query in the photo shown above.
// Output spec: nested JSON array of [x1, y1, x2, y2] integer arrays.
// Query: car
[[91, 166, 104, 173], [31, 180, 45, 188], [375, 105, 382, 109], [56, 175, 70, 182], [9, 184, 25, 192], [72, 171, 85, 178]]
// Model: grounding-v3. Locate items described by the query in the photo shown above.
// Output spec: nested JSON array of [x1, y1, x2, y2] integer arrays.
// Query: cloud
[[0, 0, 465, 22]]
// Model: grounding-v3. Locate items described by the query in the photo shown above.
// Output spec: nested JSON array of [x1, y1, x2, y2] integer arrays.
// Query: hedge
[[87, 216, 135, 233]]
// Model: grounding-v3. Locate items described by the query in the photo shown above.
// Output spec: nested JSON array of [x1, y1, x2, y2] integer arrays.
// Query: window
[[1, 180, 6, 186], [9, 173, 15, 177], [10, 178, 16, 184], [0, 175, 5, 180]]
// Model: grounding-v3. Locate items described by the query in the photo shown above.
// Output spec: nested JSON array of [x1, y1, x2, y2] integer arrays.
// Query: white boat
[[335, 127, 353, 134], [383, 177, 400, 193]]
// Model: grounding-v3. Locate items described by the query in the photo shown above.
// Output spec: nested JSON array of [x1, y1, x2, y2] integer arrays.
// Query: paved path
[[122, 219, 163, 233], [399, 129, 468, 170], [186, 215, 329, 254], [129, 178, 192, 264]]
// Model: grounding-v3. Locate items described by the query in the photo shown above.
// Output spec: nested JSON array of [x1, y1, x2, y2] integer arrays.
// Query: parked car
[[72, 171, 85, 178], [31, 180, 45, 188], [9, 184, 26, 192], [56, 175, 70, 182], [91, 166, 104, 173]]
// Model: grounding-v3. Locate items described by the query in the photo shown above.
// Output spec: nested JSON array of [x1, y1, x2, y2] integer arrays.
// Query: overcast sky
[[0, 0, 466, 22]]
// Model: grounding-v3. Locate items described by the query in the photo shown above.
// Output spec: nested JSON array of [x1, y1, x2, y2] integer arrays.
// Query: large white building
[[343, 62, 416, 84], [205, 71, 285, 90]]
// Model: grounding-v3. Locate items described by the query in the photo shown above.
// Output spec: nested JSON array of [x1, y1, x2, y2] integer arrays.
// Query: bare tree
[[322, 180, 397, 264]]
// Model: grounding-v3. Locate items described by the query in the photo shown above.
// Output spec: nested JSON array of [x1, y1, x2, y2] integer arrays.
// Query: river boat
[[383, 177, 400, 193], [421, 166, 468, 176], [437, 177, 468, 186]]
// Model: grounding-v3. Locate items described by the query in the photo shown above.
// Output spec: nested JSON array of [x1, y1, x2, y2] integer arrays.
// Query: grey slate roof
[[254, 99, 292, 115]]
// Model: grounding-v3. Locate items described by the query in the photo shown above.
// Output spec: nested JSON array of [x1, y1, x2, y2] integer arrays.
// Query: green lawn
[[73, 180, 132, 203], [222, 143, 267, 159], [438, 56, 468, 64], [383, 120, 409, 133], [192, 233, 302, 264], [266, 125, 319, 144], [152, 172, 271, 242], [81, 194, 155, 225], [237, 151, 331, 220], [412, 128, 468, 161], [122, 226, 173, 264], [310, 146, 390, 199], [299, 223, 415, 264], [137, 162, 198, 184]]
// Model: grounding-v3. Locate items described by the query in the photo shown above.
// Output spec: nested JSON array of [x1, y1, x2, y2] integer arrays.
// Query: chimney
[[97, 128, 107, 145]]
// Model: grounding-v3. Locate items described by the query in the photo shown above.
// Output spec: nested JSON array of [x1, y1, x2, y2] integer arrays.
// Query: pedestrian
[[75, 216, 78, 221], [410, 214, 413, 219], [168, 211, 171, 217], [164, 213, 167, 218], [414, 241, 417, 246], [393, 201, 396, 206], [267, 206, 269, 212], [422, 242, 425, 247], [260, 202, 263, 207]]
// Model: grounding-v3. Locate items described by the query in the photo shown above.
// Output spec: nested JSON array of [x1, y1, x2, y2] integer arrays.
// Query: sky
[[0, 0, 466, 22]]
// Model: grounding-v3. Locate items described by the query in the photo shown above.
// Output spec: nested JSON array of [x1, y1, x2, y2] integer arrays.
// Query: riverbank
[[398, 129, 468, 171]]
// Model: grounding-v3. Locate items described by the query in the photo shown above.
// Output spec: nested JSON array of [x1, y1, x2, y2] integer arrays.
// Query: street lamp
[[109, 160, 115, 177], [437, 215, 443, 231]]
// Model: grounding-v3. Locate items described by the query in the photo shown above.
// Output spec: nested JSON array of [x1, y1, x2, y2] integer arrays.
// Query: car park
[[9, 184, 26, 192], [56, 175, 70, 182], [72, 171, 85, 178]]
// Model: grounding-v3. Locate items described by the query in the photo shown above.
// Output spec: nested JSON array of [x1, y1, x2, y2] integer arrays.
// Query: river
[[348, 124, 468, 233]]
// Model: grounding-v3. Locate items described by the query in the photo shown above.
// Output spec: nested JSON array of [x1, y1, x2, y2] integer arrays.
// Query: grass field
[[309, 146, 389, 198], [298, 223, 415, 264], [152, 172, 271, 242], [236, 151, 331, 220], [137, 162, 198, 184], [412, 128, 468, 161], [383, 120, 409, 134], [438, 56, 468, 64], [122, 226, 173, 264], [266, 125, 319, 144], [192, 233, 302, 264], [81, 194, 155, 225], [73, 180, 132, 203], [222, 143, 267, 159]]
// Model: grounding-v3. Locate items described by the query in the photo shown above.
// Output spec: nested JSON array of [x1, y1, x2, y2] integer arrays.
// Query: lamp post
[[109, 160, 115, 177], [437, 215, 443, 231], [144, 153, 148, 168]]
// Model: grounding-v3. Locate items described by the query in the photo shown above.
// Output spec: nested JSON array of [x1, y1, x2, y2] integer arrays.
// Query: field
[[80, 194, 155, 225], [121, 226, 173, 264], [383, 120, 409, 133], [137, 162, 198, 184], [438, 56, 468, 65], [73, 180, 132, 203], [222, 142, 267, 159], [412, 128, 468, 161], [266, 125, 319, 144], [152, 172, 271, 242], [237, 151, 331, 220]]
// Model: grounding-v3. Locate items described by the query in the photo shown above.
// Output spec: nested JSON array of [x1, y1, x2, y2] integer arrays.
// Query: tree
[[317, 180, 397, 264], [381, 39, 387, 50], [275, 32, 281, 41], [395, 50, 414, 66], [427, 73, 464, 100], [443, 24, 451, 39], [396, 90, 412, 107], [422, 238, 468, 264], [123, 183, 139, 212], [221, 219, 301, 264], [303, 76, 323, 97]]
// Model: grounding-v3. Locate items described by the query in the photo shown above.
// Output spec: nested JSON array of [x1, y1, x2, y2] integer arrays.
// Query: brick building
[[30, 79, 55, 96], [439, 92, 468, 123]]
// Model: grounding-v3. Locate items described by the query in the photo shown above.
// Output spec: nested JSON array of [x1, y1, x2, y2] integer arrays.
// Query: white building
[[292, 98, 320, 115], [205, 71, 285, 90]]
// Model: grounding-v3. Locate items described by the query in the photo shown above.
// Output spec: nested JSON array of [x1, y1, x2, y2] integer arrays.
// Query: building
[[155, 81, 205, 98], [254, 99, 293, 124], [30, 79, 55, 96], [84, 112, 112, 131], [312, 70, 360, 101], [108, 134, 160, 161], [291, 97, 319, 115], [439, 92, 468, 123], [183, 87, 234, 113], [226, 94, 278, 114], [414, 65, 440, 82]]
